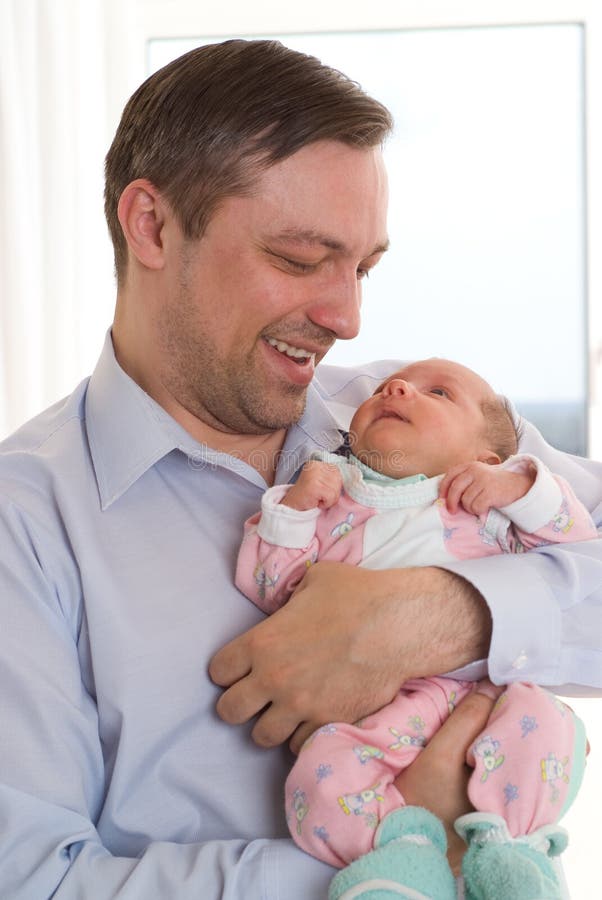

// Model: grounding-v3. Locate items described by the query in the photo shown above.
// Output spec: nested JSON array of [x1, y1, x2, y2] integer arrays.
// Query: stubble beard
[[158, 279, 309, 436], [173, 345, 308, 434]]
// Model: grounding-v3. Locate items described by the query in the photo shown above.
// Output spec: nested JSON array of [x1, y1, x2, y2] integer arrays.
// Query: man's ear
[[117, 179, 168, 271], [478, 451, 502, 466]]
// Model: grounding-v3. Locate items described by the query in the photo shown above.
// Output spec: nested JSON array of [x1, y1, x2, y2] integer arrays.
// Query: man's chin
[[231, 382, 307, 434]]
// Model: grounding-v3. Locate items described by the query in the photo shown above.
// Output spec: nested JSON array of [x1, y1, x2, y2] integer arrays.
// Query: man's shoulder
[[0, 378, 90, 494]]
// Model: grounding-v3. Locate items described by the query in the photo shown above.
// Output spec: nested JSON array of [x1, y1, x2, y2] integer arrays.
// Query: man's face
[[156, 140, 389, 435], [349, 359, 497, 478]]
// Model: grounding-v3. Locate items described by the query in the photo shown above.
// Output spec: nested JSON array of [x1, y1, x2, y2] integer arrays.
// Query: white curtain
[[0, 0, 116, 438]]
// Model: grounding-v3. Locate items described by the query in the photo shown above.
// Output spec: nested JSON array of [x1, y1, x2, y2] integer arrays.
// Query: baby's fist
[[281, 461, 344, 511]]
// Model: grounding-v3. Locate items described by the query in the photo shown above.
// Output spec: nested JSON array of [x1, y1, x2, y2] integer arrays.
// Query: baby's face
[[348, 358, 497, 478]]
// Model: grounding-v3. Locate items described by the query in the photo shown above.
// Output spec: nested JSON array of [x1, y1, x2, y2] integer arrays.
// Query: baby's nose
[[384, 378, 414, 397]]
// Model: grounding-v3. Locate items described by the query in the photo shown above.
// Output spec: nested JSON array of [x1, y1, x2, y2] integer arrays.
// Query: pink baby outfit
[[235, 452, 595, 867]]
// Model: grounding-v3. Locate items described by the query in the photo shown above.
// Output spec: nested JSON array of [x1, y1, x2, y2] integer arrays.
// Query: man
[[0, 39, 600, 899]]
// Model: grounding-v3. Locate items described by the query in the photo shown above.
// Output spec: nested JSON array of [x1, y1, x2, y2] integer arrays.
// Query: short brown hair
[[482, 396, 520, 461], [104, 39, 393, 282]]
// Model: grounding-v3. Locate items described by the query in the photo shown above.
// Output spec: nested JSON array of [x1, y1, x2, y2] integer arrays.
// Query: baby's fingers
[[439, 463, 472, 498], [318, 468, 344, 509], [442, 470, 476, 513]]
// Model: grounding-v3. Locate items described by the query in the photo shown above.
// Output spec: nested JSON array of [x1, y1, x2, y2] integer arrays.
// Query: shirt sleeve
[[0, 495, 334, 900], [443, 416, 602, 694]]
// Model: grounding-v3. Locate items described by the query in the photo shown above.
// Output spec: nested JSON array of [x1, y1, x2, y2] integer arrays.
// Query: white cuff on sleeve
[[498, 454, 563, 533], [257, 485, 321, 549]]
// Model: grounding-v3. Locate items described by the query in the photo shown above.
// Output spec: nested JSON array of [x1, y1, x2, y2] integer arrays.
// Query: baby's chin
[[355, 447, 423, 480]]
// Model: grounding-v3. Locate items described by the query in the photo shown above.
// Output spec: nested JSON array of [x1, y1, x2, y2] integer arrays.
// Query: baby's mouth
[[378, 409, 409, 423]]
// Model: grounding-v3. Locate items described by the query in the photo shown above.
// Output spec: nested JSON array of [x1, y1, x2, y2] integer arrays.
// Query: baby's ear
[[478, 451, 502, 466]]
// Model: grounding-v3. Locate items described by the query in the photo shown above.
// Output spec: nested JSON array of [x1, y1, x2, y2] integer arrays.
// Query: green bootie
[[455, 812, 568, 900], [328, 806, 456, 900]]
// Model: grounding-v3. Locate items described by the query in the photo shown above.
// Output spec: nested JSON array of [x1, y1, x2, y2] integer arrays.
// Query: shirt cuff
[[257, 486, 321, 549], [260, 839, 472, 899], [443, 552, 562, 685]]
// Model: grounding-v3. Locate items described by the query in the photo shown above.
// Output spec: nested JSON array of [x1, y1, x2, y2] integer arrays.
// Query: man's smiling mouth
[[266, 337, 316, 365]]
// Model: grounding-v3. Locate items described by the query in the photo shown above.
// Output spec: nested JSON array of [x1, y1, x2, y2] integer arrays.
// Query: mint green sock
[[329, 807, 456, 900]]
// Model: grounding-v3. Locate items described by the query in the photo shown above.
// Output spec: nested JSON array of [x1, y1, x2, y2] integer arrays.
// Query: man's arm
[[0, 495, 334, 900], [210, 561, 491, 751]]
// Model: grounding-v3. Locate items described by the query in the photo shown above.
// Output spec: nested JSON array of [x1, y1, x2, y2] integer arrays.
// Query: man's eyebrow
[[272, 228, 389, 256]]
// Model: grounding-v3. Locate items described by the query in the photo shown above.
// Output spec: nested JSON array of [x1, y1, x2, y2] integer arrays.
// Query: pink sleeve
[[438, 456, 598, 560], [235, 487, 375, 614], [505, 473, 598, 550]]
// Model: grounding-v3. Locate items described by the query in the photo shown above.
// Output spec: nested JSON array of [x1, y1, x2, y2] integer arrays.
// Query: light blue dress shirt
[[0, 332, 600, 898]]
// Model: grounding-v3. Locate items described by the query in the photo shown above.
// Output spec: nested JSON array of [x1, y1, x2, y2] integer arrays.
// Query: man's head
[[106, 40, 391, 443], [349, 358, 517, 478], [105, 39, 392, 283]]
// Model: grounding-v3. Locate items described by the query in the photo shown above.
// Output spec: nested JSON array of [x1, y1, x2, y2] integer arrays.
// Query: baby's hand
[[439, 461, 536, 516], [280, 461, 344, 511]]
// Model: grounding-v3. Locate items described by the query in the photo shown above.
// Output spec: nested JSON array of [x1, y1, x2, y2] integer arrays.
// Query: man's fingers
[[209, 637, 252, 687], [393, 686, 497, 876], [438, 690, 496, 761], [214, 676, 268, 725], [251, 704, 305, 749], [289, 721, 322, 755]]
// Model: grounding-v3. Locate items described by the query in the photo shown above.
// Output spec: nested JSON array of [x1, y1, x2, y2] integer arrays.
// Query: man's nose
[[307, 272, 362, 341]]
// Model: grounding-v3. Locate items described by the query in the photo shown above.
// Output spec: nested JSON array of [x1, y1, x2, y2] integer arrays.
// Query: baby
[[235, 358, 596, 900]]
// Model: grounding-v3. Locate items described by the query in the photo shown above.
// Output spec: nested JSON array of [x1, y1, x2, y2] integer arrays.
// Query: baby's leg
[[284, 675, 472, 867], [457, 682, 587, 900], [467, 682, 587, 835]]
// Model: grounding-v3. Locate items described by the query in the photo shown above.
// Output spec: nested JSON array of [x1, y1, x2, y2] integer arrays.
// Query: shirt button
[[512, 651, 528, 670]]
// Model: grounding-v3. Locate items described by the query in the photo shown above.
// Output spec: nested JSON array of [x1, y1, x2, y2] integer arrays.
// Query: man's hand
[[209, 562, 491, 753], [439, 461, 535, 517], [394, 685, 500, 875], [280, 461, 343, 511]]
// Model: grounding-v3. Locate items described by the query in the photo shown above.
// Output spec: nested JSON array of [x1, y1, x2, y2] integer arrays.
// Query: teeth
[[267, 337, 315, 362]]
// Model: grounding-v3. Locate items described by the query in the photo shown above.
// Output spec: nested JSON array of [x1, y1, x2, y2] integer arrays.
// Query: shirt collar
[[85, 331, 346, 509], [86, 332, 190, 509]]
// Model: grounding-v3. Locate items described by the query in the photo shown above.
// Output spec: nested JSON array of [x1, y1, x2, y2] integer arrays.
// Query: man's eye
[[356, 267, 370, 281], [281, 257, 315, 273]]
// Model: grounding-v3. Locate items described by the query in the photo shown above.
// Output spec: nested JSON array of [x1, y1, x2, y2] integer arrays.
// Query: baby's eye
[[430, 387, 449, 397]]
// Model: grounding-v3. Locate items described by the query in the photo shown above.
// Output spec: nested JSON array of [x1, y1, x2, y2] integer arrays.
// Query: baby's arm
[[439, 460, 536, 517], [440, 455, 598, 549], [235, 462, 345, 614]]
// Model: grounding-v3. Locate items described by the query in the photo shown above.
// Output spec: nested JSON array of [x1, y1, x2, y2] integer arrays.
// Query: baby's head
[[348, 358, 517, 478]]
